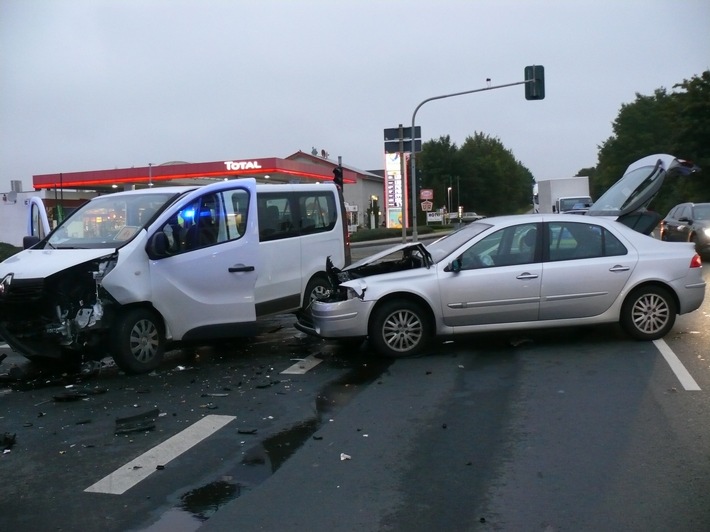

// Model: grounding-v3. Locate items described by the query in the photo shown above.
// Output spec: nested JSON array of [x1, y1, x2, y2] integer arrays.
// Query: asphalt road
[[1, 250, 708, 531]]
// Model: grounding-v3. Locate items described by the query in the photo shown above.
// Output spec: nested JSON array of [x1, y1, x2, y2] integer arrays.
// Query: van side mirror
[[23, 235, 40, 249], [147, 231, 170, 259]]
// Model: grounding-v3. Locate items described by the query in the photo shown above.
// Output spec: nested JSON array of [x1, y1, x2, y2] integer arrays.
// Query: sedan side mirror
[[446, 258, 462, 273]]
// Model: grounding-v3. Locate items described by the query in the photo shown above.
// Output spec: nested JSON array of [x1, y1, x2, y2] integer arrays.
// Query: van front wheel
[[112, 308, 165, 374], [302, 275, 332, 314]]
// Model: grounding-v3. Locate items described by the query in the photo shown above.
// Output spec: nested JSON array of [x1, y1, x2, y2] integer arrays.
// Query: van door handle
[[609, 265, 630, 272], [228, 264, 255, 273]]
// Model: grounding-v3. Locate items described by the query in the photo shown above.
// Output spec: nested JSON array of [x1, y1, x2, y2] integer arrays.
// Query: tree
[[594, 71, 710, 215], [416, 133, 532, 219]]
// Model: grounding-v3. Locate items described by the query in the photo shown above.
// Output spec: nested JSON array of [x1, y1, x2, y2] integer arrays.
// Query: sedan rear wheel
[[369, 300, 430, 357], [620, 286, 676, 340], [112, 308, 165, 374]]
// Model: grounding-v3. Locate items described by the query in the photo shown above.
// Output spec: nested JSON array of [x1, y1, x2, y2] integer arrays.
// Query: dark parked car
[[660, 202, 710, 258]]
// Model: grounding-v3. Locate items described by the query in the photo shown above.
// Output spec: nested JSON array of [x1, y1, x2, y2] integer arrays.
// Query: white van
[[0, 178, 349, 373]]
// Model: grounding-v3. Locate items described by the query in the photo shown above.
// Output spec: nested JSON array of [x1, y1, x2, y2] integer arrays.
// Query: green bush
[[0, 242, 22, 262]]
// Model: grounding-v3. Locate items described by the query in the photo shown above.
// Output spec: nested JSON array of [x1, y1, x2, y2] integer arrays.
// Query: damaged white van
[[0, 178, 349, 373]]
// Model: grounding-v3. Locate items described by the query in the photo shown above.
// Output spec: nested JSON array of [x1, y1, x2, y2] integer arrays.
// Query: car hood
[[0, 248, 115, 279], [344, 242, 429, 271]]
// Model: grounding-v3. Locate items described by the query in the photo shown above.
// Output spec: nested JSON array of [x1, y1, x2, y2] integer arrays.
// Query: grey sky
[[1, 0, 708, 193]]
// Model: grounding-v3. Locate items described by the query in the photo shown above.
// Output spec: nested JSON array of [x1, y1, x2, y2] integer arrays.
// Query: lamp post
[[447, 187, 452, 218]]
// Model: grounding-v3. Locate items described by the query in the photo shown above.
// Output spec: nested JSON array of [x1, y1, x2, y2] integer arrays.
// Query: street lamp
[[409, 71, 538, 241], [447, 187, 452, 217]]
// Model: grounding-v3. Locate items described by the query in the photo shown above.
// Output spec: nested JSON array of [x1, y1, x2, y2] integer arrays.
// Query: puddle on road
[[137, 355, 392, 531]]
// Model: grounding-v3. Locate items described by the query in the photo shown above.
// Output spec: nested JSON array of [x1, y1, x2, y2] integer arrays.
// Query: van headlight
[[0, 273, 12, 298], [703, 227, 710, 238]]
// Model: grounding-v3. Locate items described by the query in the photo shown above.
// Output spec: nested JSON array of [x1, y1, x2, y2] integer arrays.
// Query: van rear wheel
[[111, 308, 165, 374]]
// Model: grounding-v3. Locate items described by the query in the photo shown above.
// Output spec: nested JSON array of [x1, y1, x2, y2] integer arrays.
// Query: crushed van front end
[[0, 254, 118, 362]]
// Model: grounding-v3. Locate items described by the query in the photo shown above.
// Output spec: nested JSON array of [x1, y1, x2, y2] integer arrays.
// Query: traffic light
[[333, 165, 343, 188], [524, 65, 545, 100]]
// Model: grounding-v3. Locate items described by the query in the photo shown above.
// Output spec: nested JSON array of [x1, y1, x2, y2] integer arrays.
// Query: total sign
[[224, 160, 263, 171]]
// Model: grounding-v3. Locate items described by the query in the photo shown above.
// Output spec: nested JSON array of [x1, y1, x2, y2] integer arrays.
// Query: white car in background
[[297, 154, 706, 357]]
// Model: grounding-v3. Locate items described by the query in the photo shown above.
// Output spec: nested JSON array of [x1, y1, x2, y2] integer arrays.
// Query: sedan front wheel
[[369, 300, 430, 357], [620, 285, 677, 340]]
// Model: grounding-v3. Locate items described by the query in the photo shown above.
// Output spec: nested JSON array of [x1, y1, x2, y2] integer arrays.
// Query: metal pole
[[409, 79, 528, 241], [399, 124, 406, 243]]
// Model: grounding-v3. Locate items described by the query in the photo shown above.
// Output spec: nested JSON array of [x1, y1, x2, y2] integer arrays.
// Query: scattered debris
[[340, 453, 351, 461], [510, 337, 533, 347], [53, 391, 89, 402], [237, 428, 258, 435], [255, 380, 281, 389], [2, 432, 16, 451], [115, 407, 160, 435]]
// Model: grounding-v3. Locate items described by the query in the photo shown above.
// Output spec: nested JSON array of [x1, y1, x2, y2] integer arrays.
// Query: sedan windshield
[[425, 222, 492, 262], [47, 192, 179, 249]]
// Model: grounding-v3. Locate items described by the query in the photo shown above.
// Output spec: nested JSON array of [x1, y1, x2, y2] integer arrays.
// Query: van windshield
[[47, 192, 179, 249]]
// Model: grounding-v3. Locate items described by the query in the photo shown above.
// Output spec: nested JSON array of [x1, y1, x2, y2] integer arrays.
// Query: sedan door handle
[[609, 265, 631, 272], [516, 272, 539, 280], [228, 264, 255, 273]]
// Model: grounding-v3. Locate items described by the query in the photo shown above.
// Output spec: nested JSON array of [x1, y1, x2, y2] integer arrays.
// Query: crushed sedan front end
[[296, 242, 433, 340]]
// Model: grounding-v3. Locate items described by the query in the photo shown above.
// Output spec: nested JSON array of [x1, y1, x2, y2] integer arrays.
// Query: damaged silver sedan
[[297, 155, 706, 357]]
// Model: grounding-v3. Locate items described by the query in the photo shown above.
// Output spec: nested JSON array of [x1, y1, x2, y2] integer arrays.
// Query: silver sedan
[[299, 214, 705, 357]]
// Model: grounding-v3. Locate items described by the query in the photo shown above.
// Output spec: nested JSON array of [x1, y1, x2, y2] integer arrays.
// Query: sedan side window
[[459, 223, 538, 269], [548, 222, 627, 261]]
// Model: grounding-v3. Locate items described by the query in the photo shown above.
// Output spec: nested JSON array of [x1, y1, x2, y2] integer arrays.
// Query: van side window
[[257, 190, 337, 242], [224, 189, 249, 240], [154, 189, 250, 255], [258, 196, 295, 241], [299, 193, 336, 234]]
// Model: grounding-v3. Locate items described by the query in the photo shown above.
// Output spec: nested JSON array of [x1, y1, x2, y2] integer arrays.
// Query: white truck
[[533, 176, 592, 214]]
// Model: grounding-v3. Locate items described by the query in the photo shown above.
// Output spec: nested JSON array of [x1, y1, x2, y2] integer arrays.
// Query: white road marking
[[85, 414, 235, 495], [654, 339, 701, 391], [281, 354, 322, 374]]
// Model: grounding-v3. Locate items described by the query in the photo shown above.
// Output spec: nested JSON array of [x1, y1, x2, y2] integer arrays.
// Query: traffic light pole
[[409, 77, 536, 241]]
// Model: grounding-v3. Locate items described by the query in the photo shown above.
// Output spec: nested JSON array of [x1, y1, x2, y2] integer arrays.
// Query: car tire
[[620, 285, 676, 340], [369, 299, 430, 357], [111, 308, 165, 374]]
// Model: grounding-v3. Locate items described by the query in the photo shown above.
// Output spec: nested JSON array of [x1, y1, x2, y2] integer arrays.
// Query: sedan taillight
[[690, 254, 703, 268]]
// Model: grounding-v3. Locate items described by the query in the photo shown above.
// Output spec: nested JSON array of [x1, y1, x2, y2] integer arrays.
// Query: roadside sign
[[384, 126, 421, 141], [384, 139, 421, 153], [421, 200, 433, 211], [420, 189, 433, 200]]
